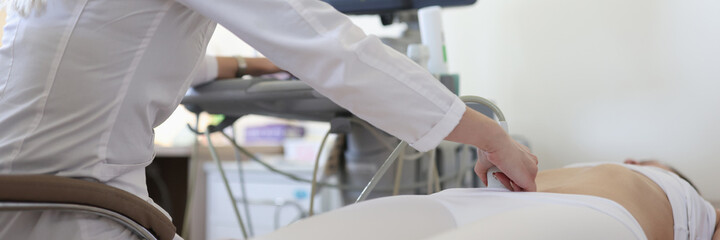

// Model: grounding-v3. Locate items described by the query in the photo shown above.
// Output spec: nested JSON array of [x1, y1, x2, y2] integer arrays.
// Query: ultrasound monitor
[[322, 0, 477, 14]]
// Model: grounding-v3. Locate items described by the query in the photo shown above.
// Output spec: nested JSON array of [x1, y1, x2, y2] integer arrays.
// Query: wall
[[442, 0, 720, 199]]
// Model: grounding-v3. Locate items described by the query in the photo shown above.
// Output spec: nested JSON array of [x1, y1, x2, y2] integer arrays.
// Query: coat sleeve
[[176, 0, 466, 151], [191, 55, 219, 87]]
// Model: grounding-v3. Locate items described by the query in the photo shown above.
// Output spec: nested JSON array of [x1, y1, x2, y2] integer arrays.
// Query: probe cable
[[215, 131, 459, 191], [185, 116, 468, 238], [308, 130, 332, 216], [181, 94, 506, 239], [355, 95, 507, 203], [187, 104, 491, 234], [392, 144, 407, 195], [181, 115, 201, 239], [206, 130, 249, 239], [231, 125, 255, 236]]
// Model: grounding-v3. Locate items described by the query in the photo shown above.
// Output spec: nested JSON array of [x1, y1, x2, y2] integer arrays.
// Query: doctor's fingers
[[474, 151, 495, 186], [475, 147, 538, 191], [502, 156, 539, 192], [489, 145, 538, 191]]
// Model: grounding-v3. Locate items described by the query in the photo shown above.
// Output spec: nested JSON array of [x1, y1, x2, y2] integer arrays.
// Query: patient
[[255, 160, 719, 240], [537, 159, 717, 240]]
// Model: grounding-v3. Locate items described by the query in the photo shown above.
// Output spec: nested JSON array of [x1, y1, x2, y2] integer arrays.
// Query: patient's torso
[[536, 164, 673, 240]]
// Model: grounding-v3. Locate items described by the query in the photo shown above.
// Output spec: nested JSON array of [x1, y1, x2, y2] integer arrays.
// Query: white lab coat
[[0, 0, 465, 239]]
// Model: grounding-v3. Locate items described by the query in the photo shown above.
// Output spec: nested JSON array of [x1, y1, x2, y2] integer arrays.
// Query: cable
[[352, 116, 429, 196], [218, 131, 341, 187], [392, 144, 406, 195], [231, 125, 254, 236], [213, 128, 462, 191], [402, 150, 427, 161], [459, 95, 506, 122], [230, 198, 306, 232], [273, 200, 306, 230], [206, 131, 249, 239], [182, 106, 490, 235], [355, 141, 408, 203], [426, 149, 442, 193], [351, 117, 427, 196], [426, 149, 435, 194], [433, 155, 441, 193], [349, 118, 395, 151], [355, 95, 508, 203], [181, 115, 200, 239], [309, 130, 332, 216], [350, 117, 430, 162]]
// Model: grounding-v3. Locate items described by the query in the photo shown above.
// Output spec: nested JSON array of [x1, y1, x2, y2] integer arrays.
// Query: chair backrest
[[0, 175, 176, 240]]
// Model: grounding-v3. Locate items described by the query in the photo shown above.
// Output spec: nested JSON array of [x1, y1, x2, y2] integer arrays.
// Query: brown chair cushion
[[0, 175, 176, 240]]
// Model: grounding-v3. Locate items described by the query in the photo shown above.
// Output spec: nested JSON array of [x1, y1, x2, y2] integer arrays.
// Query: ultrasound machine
[[181, 0, 488, 204]]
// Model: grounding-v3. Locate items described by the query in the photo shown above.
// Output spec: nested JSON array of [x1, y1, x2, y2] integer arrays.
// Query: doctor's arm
[[178, 0, 537, 191], [192, 55, 284, 86], [215, 56, 284, 79]]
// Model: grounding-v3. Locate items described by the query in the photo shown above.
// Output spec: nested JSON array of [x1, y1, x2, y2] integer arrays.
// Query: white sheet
[[254, 188, 646, 240]]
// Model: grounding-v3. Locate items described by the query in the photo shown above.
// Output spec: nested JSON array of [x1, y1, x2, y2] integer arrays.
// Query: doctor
[[194, 56, 288, 85], [0, 0, 537, 239]]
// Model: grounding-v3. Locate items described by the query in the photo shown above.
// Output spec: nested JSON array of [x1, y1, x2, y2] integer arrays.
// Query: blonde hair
[[1, 0, 48, 17]]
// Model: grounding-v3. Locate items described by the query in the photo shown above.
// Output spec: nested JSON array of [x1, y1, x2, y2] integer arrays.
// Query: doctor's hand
[[474, 138, 538, 191], [445, 107, 538, 192], [215, 56, 286, 79], [244, 57, 284, 77]]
